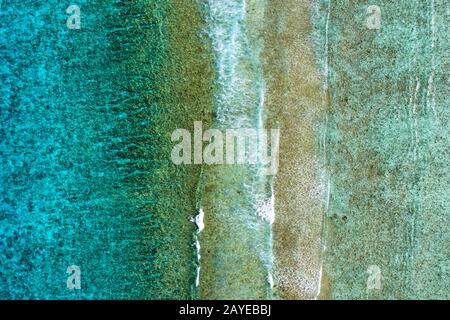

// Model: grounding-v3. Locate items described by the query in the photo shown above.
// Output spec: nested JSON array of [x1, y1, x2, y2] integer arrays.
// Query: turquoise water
[[1, 0, 448, 300], [1, 0, 275, 300], [0, 0, 170, 299]]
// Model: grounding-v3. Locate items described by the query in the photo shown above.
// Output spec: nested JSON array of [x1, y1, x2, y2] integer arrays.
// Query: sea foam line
[[191, 208, 205, 287]]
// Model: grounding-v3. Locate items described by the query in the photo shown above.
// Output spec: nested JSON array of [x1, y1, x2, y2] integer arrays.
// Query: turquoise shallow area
[[0, 0, 173, 299], [1, 0, 448, 300]]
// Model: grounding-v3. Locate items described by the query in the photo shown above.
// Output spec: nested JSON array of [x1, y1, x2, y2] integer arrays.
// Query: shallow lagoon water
[[0, 0, 448, 299]]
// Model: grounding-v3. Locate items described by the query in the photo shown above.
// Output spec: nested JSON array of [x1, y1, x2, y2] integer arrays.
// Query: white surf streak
[[195, 239, 201, 287], [191, 209, 205, 287], [427, 0, 438, 121], [256, 190, 275, 225], [193, 208, 205, 233], [267, 272, 274, 289]]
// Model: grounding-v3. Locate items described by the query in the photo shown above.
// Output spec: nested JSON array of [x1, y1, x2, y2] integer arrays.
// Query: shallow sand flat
[[313, 0, 449, 299], [262, 0, 327, 299]]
